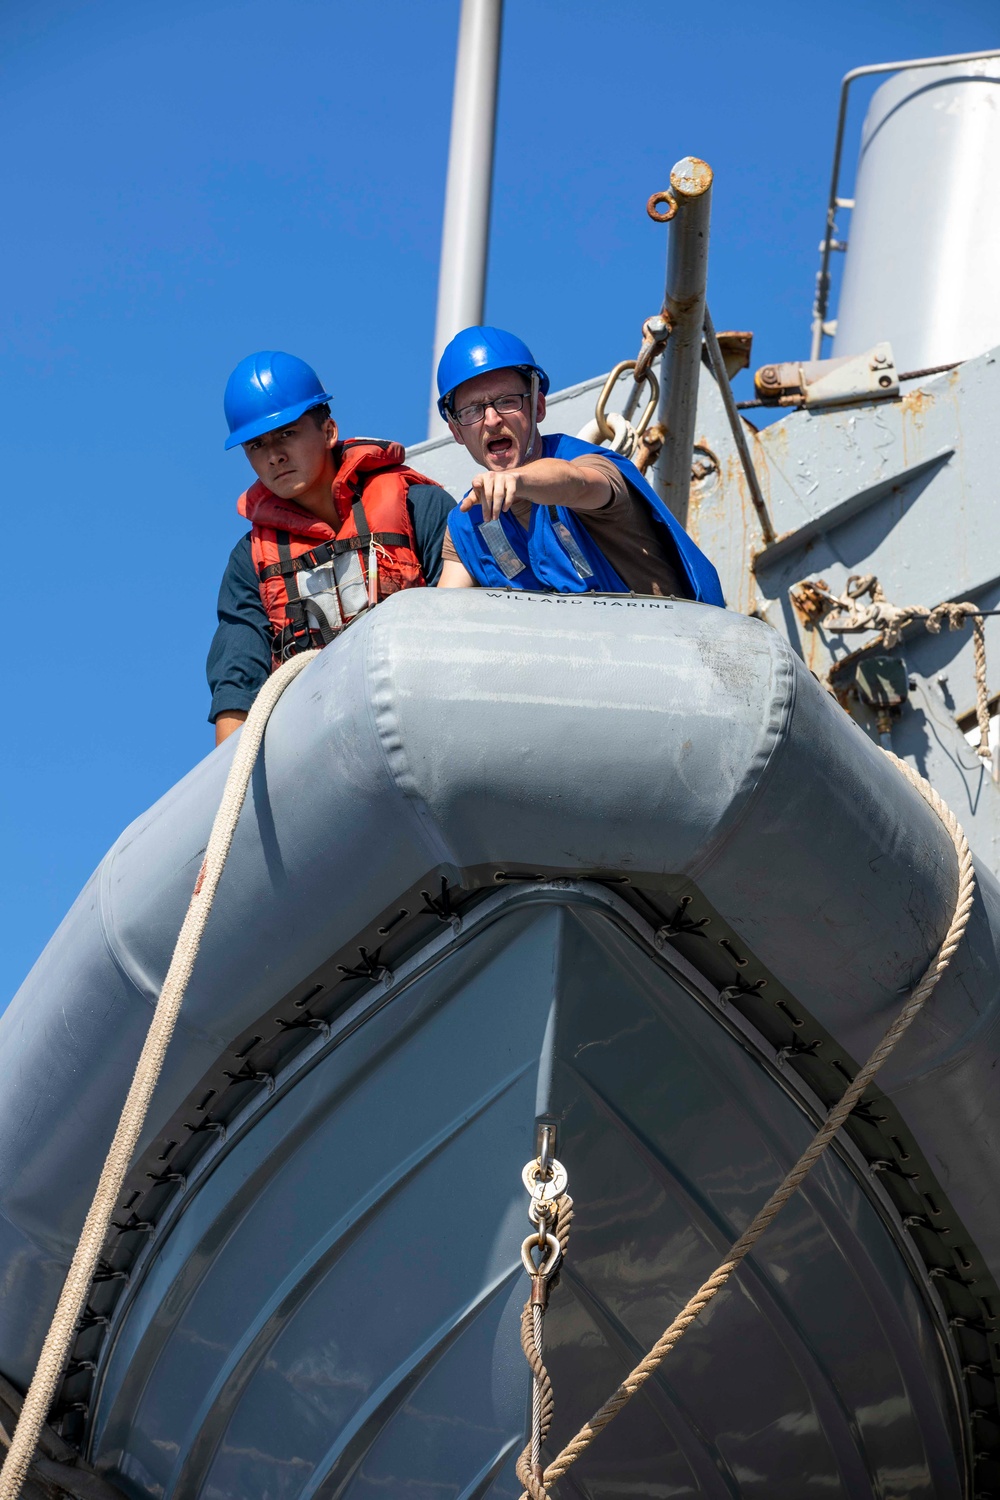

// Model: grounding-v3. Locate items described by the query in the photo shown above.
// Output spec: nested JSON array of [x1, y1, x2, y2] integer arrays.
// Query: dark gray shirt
[[206, 483, 455, 723]]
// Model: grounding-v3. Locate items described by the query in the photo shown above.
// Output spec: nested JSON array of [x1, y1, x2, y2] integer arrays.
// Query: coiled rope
[[0, 650, 318, 1500], [796, 573, 993, 763], [523, 752, 975, 1497]]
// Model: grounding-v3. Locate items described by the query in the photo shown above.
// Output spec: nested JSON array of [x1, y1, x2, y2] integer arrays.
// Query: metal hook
[[594, 360, 659, 443]]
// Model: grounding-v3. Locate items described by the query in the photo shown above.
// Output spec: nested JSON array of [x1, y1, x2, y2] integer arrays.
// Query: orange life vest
[[238, 438, 438, 666]]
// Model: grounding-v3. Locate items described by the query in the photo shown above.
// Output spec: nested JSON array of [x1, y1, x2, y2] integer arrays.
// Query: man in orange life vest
[[207, 351, 455, 744]]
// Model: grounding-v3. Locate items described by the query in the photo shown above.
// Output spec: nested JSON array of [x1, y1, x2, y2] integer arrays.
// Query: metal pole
[[653, 157, 713, 524], [427, 0, 504, 437], [703, 306, 776, 547]]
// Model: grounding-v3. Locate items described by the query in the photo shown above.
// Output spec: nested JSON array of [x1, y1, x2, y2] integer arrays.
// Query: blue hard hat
[[436, 325, 550, 418], [223, 350, 333, 450]]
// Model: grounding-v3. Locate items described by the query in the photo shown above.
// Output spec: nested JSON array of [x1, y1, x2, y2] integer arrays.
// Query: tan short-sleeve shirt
[[441, 453, 689, 597]]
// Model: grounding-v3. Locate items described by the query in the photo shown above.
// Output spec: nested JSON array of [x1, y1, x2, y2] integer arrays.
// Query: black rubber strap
[[275, 533, 299, 601], [273, 621, 325, 661], [258, 539, 336, 583], [341, 529, 408, 552], [257, 533, 408, 584], [275, 531, 314, 644], [351, 496, 371, 552]]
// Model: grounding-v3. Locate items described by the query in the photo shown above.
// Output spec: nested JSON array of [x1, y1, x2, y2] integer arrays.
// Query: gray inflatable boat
[[3, 589, 1000, 1496]]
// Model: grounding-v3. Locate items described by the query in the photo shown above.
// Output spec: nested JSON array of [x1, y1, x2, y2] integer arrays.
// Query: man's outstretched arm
[[463, 459, 612, 522]]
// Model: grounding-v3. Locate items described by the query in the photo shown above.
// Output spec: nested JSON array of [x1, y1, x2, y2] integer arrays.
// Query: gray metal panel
[[683, 346, 1000, 874], [834, 60, 1000, 369]]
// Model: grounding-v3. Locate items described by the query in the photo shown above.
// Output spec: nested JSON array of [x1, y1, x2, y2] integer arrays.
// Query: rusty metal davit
[[652, 155, 713, 524]]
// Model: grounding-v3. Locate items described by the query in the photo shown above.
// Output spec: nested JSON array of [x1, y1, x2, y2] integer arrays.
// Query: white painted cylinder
[[834, 58, 1000, 370]]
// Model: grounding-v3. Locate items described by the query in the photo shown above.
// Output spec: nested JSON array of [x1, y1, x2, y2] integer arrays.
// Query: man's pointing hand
[[462, 466, 529, 521]]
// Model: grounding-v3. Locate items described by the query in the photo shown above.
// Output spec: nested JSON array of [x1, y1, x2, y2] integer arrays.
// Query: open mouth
[[486, 436, 515, 460]]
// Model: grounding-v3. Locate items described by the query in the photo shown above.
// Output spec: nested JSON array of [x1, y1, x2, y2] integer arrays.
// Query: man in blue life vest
[[207, 350, 455, 744], [434, 326, 724, 604]]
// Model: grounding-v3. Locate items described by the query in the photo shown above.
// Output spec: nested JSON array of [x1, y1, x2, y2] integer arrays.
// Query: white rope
[[0, 649, 319, 1500]]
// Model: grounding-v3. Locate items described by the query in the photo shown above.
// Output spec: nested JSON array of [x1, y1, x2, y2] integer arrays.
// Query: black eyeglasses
[[450, 393, 529, 427]]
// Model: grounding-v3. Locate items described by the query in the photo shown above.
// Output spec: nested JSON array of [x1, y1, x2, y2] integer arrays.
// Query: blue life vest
[[446, 433, 725, 605]]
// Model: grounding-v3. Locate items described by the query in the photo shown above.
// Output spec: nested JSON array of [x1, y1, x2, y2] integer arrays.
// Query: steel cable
[[517, 1195, 573, 1500]]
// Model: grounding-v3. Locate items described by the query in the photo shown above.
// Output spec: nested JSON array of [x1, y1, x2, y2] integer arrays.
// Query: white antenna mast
[[427, 0, 504, 437]]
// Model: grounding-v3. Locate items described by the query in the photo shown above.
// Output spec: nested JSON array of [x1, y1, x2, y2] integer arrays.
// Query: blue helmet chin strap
[[522, 369, 540, 467]]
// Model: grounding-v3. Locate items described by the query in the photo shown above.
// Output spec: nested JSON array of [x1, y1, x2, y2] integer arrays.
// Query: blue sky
[[1, 0, 996, 1006]]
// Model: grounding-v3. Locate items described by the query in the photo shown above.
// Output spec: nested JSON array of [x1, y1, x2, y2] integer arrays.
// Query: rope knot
[[790, 573, 992, 763]]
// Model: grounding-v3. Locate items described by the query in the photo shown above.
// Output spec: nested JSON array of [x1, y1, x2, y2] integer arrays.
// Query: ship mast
[[427, 0, 504, 438]]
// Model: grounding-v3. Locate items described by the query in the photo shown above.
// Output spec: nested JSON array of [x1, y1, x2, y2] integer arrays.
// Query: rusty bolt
[[759, 366, 779, 386], [634, 422, 666, 476], [690, 447, 719, 485], [789, 578, 832, 625]]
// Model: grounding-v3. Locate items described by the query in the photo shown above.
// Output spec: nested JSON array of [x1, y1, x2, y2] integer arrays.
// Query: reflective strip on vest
[[551, 520, 594, 579], [479, 519, 526, 580]]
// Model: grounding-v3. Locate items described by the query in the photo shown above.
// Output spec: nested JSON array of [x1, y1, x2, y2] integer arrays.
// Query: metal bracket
[[755, 343, 899, 408]]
